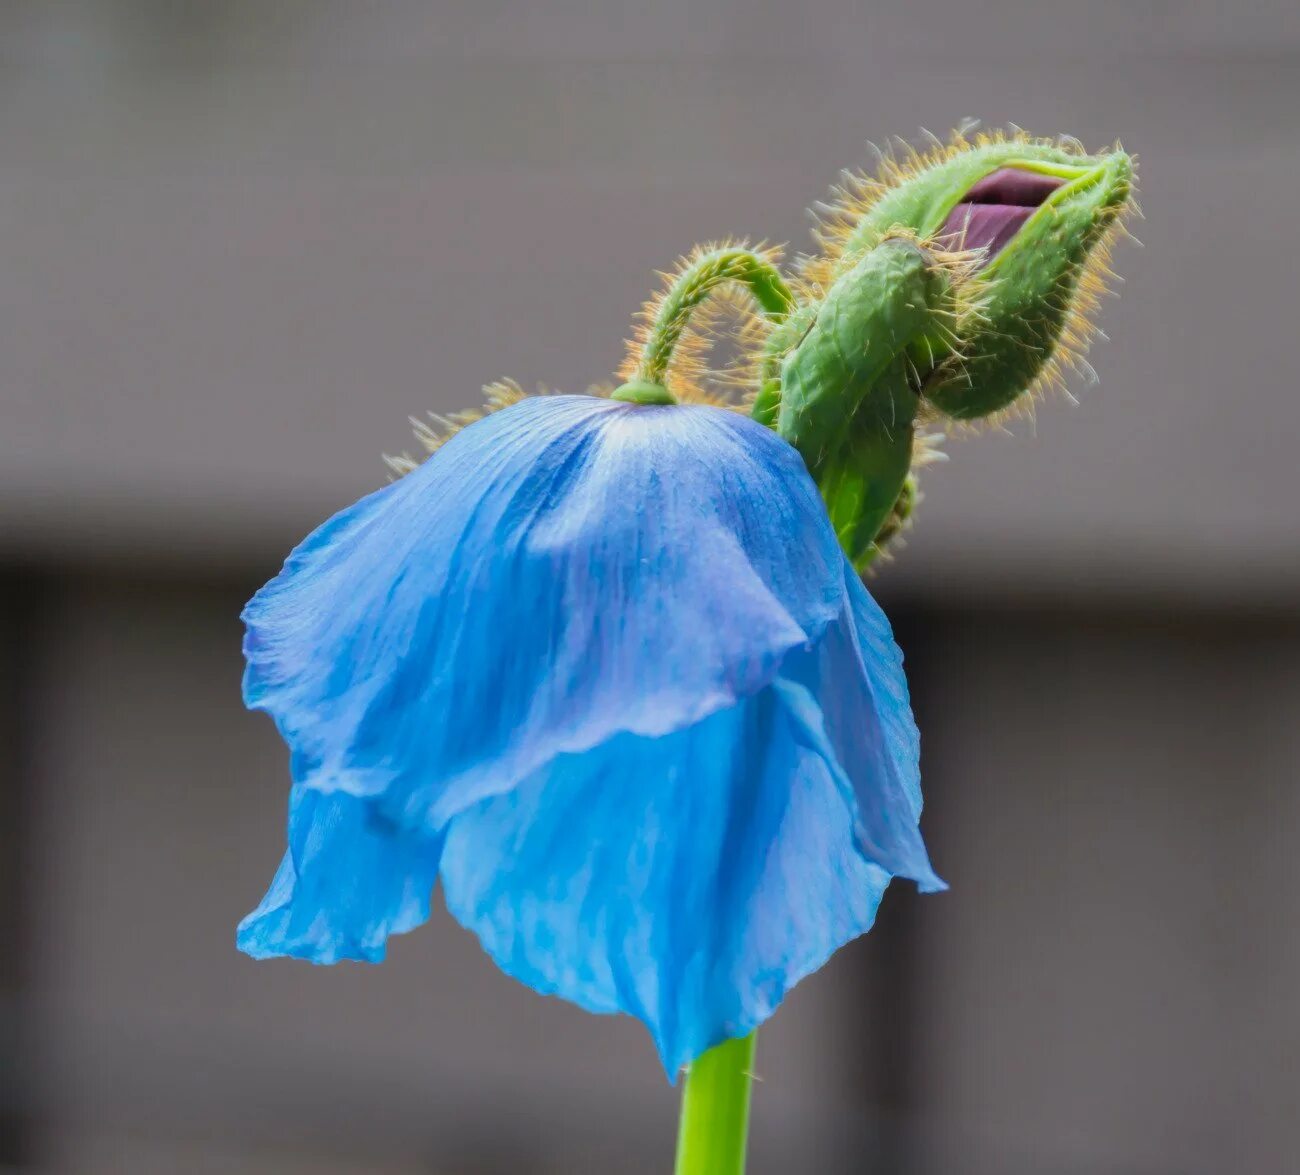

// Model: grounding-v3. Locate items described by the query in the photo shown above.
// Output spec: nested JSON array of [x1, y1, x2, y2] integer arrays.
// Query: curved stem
[[632, 249, 794, 388], [673, 1032, 757, 1175]]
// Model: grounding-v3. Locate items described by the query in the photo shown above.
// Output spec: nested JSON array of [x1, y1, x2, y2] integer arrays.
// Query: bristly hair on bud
[[799, 125, 1137, 428]]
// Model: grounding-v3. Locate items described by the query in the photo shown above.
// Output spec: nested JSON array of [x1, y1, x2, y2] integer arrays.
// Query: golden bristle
[[713, 295, 783, 410], [383, 378, 529, 478], [912, 429, 949, 469]]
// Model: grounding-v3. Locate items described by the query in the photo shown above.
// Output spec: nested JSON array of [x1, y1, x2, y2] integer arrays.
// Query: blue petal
[[438, 671, 896, 1077], [240, 393, 942, 1063], [779, 568, 942, 889], [237, 786, 441, 964], [243, 396, 845, 833]]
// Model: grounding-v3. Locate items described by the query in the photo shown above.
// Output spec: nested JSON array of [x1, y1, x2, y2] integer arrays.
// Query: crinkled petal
[[237, 786, 441, 964], [242, 395, 844, 834], [439, 673, 893, 1077], [240, 393, 943, 1062]]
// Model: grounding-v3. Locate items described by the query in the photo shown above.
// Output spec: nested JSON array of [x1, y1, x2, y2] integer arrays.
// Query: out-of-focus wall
[[910, 610, 1300, 1174], [0, 0, 1296, 602], [1, 2, 1297, 1173]]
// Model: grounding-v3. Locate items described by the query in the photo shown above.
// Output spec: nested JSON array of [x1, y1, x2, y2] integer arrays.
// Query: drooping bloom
[[239, 392, 943, 1075]]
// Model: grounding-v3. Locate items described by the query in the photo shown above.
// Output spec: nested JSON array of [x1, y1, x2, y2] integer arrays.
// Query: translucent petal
[[439, 673, 896, 1077], [240, 394, 943, 1062], [243, 395, 845, 834], [237, 786, 441, 964]]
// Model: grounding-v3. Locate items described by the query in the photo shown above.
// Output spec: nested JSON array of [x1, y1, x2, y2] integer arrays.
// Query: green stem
[[633, 249, 794, 389], [674, 1032, 757, 1175]]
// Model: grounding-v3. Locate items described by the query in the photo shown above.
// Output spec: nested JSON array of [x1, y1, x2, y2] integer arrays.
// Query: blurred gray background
[[1, 2, 1297, 1172]]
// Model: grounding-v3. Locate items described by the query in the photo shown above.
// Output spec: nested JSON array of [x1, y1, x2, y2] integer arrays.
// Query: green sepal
[[769, 237, 951, 566], [925, 152, 1132, 419], [775, 239, 947, 461], [813, 359, 917, 570]]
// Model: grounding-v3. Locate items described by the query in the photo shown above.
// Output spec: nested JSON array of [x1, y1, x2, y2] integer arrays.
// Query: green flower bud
[[762, 234, 973, 566], [756, 128, 1135, 568], [814, 129, 1135, 422], [773, 236, 950, 459]]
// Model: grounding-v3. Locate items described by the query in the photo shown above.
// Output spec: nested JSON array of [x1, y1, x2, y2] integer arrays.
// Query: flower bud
[[766, 235, 967, 567], [815, 131, 1134, 421], [758, 131, 1135, 568]]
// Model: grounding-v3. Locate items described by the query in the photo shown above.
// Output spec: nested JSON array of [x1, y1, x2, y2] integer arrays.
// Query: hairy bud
[[758, 128, 1136, 567]]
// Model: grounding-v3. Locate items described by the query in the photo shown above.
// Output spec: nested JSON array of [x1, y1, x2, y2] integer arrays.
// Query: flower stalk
[[614, 246, 794, 403], [674, 1032, 757, 1175]]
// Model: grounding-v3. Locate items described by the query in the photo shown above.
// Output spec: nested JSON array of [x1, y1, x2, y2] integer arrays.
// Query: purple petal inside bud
[[938, 204, 1035, 259], [938, 167, 1066, 263], [961, 168, 1066, 207]]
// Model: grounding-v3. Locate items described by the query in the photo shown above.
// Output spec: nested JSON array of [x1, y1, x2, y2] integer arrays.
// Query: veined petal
[[242, 395, 845, 834], [240, 392, 942, 1065], [439, 674, 894, 1077], [237, 786, 441, 964]]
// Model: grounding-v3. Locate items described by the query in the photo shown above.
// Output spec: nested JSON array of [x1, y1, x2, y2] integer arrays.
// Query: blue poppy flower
[[238, 393, 943, 1076]]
